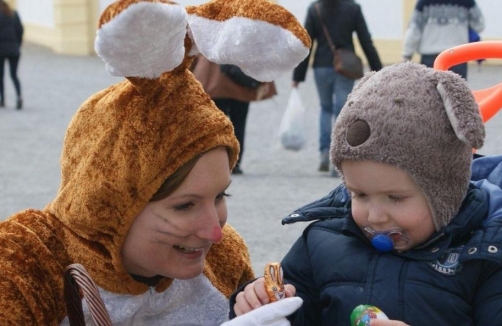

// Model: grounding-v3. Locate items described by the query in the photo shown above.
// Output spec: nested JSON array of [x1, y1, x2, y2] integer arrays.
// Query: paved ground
[[1, 43, 501, 275]]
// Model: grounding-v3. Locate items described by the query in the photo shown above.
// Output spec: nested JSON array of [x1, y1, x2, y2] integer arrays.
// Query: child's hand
[[370, 319, 409, 326], [234, 277, 296, 316]]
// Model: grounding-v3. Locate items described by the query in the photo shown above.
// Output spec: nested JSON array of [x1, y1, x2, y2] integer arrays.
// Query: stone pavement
[[1, 43, 501, 274]]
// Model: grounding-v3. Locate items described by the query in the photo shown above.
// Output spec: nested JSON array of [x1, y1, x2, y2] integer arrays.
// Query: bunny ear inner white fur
[[188, 15, 309, 82], [95, 2, 187, 78], [437, 82, 470, 145]]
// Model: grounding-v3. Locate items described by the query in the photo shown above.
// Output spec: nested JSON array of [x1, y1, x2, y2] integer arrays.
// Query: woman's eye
[[216, 192, 231, 201], [174, 203, 194, 211]]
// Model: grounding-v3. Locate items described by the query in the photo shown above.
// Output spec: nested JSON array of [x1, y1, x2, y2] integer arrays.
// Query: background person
[[402, 0, 485, 80], [292, 0, 382, 176], [232, 62, 502, 325], [0, 0, 23, 109], [192, 56, 277, 175]]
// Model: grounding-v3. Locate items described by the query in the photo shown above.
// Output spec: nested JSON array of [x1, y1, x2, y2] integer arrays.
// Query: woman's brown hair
[[149, 147, 231, 202]]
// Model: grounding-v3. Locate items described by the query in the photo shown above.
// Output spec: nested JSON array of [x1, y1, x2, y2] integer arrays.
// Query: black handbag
[[220, 64, 263, 89], [314, 3, 364, 80]]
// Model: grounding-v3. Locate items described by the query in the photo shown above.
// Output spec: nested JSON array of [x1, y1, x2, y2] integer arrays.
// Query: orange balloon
[[434, 41, 502, 122]]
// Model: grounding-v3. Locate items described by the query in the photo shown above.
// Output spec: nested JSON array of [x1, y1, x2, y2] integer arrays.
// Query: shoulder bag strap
[[314, 3, 337, 55]]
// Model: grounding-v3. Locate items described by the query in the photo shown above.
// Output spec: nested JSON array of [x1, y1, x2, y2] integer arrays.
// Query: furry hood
[[45, 0, 310, 294]]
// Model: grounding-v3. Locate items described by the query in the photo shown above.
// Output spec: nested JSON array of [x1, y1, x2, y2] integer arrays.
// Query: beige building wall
[[361, 0, 415, 64], [10, 0, 98, 55]]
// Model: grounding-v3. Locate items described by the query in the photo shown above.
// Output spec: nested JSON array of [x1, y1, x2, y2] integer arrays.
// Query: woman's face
[[121, 147, 232, 279], [341, 160, 435, 251]]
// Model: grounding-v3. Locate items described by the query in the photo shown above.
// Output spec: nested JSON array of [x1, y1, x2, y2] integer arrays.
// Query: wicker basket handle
[[64, 263, 112, 326]]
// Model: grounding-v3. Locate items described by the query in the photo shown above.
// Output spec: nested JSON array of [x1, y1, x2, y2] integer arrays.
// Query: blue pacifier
[[363, 226, 411, 252], [371, 234, 394, 252]]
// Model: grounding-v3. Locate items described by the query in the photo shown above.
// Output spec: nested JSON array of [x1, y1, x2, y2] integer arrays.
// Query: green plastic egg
[[350, 304, 388, 326]]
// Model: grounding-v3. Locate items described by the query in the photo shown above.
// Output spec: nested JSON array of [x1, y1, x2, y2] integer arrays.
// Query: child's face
[[341, 160, 435, 251], [121, 147, 231, 279]]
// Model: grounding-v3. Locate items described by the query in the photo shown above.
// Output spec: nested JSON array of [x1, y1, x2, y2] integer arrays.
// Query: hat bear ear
[[436, 72, 485, 150]]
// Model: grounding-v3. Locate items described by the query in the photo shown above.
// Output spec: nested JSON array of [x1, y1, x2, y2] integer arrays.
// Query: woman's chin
[[173, 268, 204, 280], [165, 261, 205, 280]]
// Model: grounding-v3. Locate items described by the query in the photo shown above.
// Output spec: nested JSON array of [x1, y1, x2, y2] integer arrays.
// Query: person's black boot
[[318, 150, 329, 172], [16, 98, 22, 110]]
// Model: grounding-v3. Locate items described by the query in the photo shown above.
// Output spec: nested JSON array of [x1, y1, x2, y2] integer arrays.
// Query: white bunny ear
[[95, 1, 187, 78], [437, 79, 485, 149], [188, 15, 309, 82], [186, 0, 310, 82]]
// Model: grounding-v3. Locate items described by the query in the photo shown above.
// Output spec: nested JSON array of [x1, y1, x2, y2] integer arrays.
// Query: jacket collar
[[283, 183, 492, 262], [282, 184, 350, 225]]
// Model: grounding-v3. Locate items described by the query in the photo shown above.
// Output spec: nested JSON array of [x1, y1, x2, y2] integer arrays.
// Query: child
[[232, 62, 502, 325]]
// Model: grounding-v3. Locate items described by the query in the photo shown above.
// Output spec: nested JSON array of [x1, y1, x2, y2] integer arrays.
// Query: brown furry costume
[[0, 0, 310, 324]]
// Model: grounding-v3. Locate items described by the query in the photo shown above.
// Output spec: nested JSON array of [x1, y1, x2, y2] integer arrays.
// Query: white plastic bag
[[279, 88, 307, 151]]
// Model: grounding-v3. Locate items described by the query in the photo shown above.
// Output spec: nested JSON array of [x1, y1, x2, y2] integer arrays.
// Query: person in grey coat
[[0, 0, 23, 109], [402, 0, 485, 80]]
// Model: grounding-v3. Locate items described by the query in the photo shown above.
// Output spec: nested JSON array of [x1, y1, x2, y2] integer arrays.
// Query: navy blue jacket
[[293, 0, 382, 82], [279, 155, 502, 325], [0, 10, 23, 57]]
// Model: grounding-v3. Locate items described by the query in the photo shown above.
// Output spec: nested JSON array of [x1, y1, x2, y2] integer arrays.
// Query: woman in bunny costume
[[0, 0, 310, 324]]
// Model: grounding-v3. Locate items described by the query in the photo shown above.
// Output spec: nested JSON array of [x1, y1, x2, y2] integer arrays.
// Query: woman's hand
[[234, 277, 296, 316]]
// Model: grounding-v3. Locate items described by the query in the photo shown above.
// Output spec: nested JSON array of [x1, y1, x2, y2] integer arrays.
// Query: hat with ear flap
[[331, 62, 485, 231], [45, 0, 310, 294]]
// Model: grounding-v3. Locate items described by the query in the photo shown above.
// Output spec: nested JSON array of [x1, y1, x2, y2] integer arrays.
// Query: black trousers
[[0, 54, 22, 101], [212, 98, 250, 166], [421, 53, 467, 80]]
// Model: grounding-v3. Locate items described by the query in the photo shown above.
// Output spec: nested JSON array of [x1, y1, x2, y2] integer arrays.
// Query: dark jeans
[[212, 98, 250, 166], [0, 54, 22, 101], [421, 53, 467, 80]]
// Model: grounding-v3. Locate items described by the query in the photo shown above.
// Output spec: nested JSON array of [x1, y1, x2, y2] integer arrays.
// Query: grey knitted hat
[[331, 62, 485, 230]]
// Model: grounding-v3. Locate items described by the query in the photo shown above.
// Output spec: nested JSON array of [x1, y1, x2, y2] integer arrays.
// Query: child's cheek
[[351, 203, 366, 226]]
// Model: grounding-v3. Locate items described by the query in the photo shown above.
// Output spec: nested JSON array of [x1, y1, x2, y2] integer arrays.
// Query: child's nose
[[367, 204, 389, 225]]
